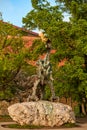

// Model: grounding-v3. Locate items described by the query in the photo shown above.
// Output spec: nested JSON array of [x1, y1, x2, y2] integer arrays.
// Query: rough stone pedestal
[[8, 101, 75, 127]]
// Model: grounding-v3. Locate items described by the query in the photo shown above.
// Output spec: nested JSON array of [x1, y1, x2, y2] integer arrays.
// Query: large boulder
[[8, 101, 75, 127]]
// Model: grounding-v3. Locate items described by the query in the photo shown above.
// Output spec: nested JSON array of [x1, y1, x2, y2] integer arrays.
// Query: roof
[[0, 20, 39, 37], [13, 25, 39, 37]]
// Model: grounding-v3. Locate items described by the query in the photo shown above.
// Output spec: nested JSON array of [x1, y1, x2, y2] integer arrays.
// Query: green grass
[[0, 115, 13, 122], [2, 123, 78, 129], [3, 124, 44, 129], [62, 123, 77, 128]]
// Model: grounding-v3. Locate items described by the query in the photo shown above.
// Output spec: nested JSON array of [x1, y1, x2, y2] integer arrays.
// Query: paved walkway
[[0, 122, 87, 130]]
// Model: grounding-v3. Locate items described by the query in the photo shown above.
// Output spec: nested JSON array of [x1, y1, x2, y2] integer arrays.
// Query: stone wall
[[0, 100, 10, 115]]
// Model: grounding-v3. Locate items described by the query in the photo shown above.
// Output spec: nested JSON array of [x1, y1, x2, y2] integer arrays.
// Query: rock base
[[8, 101, 75, 127]]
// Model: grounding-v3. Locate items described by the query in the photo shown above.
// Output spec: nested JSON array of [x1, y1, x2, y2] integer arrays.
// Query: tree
[[56, 0, 87, 20], [23, 0, 87, 115], [23, 0, 63, 36], [0, 21, 29, 100], [0, 12, 3, 21], [55, 0, 87, 115]]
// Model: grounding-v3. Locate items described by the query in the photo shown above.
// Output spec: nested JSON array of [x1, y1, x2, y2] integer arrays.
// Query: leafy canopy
[[0, 20, 29, 100], [22, 0, 87, 108]]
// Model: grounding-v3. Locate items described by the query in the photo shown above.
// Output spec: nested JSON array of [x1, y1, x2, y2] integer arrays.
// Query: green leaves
[[0, 22, 28, 99], [22, 1, 63, 32], [22, 0, 87, 108]]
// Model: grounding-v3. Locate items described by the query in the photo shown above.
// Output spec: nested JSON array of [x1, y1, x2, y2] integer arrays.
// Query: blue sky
[[0, 0, 56, 27], [0, 0, 69, 28], [0, 0, 32, 27]]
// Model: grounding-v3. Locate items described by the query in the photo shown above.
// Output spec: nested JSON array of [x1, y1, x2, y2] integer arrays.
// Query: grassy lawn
[[2, 123, 77, 129], [3, 124, 44, 129], [0, 115, 13, 122]]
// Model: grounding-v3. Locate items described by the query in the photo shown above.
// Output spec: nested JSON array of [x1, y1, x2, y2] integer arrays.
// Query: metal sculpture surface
[[27, 33, 56, 101]]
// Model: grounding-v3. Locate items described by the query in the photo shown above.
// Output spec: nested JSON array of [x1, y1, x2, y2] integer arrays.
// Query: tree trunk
[[81, 103, 86, 116]]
